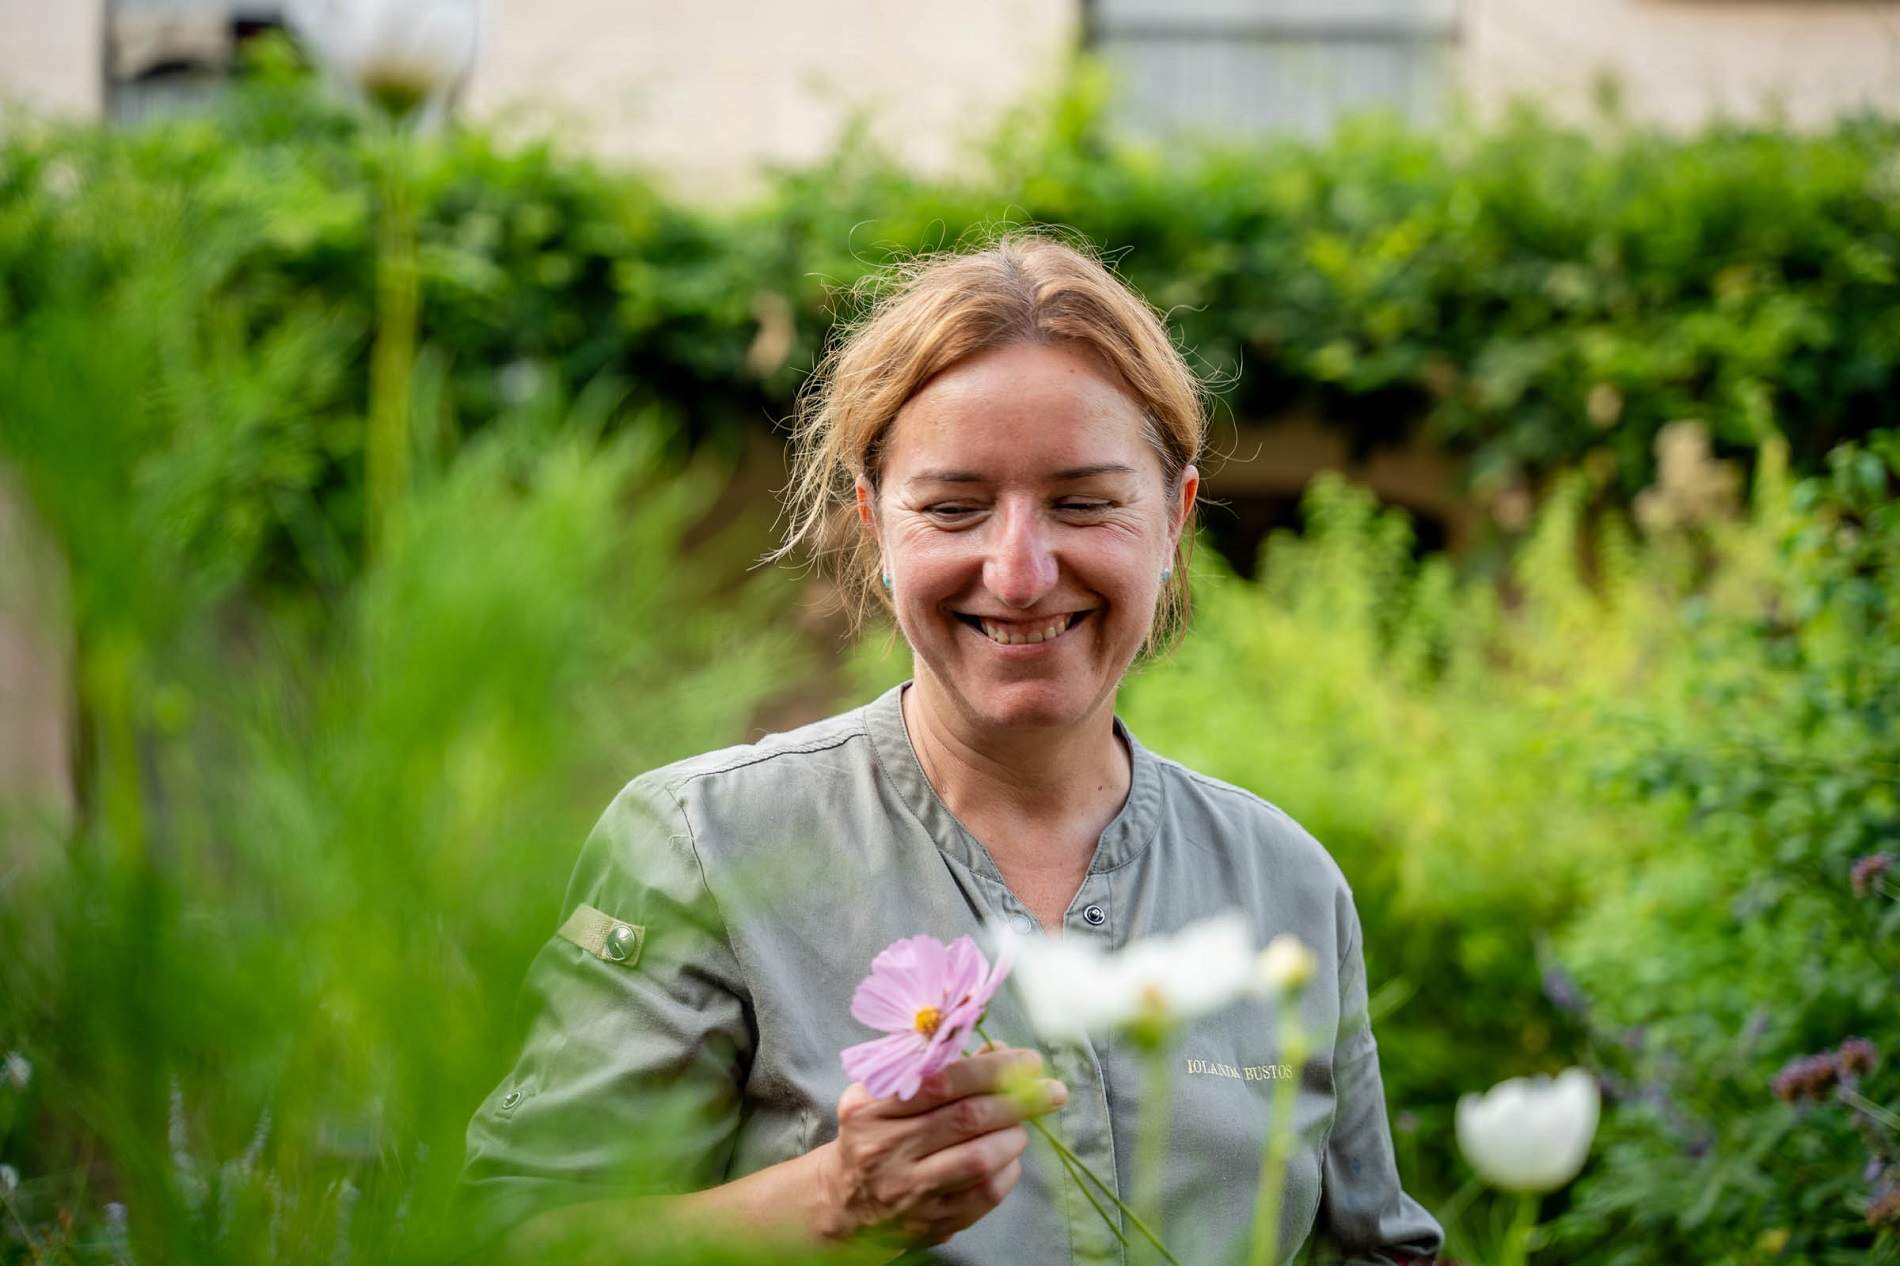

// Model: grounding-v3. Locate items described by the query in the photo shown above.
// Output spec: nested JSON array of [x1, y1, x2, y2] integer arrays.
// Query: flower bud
[[292, 0, 482, 125], [1455, 1068, 1601, 1193], [1255, 934, 1316, 995]]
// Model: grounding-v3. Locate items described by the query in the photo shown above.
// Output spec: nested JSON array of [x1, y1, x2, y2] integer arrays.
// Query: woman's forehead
[[884, 342, 1154, 477]]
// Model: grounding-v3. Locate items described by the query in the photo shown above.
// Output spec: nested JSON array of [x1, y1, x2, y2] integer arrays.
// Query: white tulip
[[291, 0, 483, 123], [1005, 911, 1258, 1042], [1455, 1068, 1601, 1193], [1255, 933, 1317, 995]]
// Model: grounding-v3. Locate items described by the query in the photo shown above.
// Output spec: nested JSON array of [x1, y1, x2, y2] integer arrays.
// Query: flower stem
[[1841, 1088, 1900, 1134], [973, 1023, 1182, 1266], [1499, 1191, 1540, 1266], [1135, 1040, 1173, 1262], [1026, 1118, 1181, 1266], [367, 127, 418, 559], [1248, 999, 1308, 1266], [1038, 1121, 1128, 1246]]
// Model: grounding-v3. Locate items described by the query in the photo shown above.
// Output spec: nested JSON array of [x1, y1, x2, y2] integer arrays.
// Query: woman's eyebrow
[[905, 469, 986, 488], [1049, 463, 1138, 481], [904, 463, 1137, 489]]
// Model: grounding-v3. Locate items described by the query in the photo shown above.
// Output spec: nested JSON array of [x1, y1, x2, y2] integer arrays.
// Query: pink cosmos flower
[[840, 933, 1015, 1101]]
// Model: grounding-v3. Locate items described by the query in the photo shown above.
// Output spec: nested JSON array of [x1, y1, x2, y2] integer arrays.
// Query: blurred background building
[[4, 0, 1899, 195]]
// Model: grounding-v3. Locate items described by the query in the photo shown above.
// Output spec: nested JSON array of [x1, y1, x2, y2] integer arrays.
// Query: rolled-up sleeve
[[1315, 898, 1444, 1265], [461, 772, 754, 1230]]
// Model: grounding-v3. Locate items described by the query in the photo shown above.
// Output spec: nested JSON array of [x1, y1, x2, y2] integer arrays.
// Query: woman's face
[[857, 340, 1198, 736]]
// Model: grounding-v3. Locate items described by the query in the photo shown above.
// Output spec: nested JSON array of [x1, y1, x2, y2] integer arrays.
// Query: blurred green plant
[[1544, 432, 1900, 1265], [6, 47, 1899, 599], [1115, 431, 1898, 1264], [0, 74, 803, 1260]]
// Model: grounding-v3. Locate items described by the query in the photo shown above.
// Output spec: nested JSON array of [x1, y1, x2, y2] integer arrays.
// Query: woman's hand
[[817, 1045, 1068, 1250]]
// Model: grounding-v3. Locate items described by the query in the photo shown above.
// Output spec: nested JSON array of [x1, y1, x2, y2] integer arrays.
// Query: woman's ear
[[1169, 464, 1200, 552], [854, 475, 879, 538]]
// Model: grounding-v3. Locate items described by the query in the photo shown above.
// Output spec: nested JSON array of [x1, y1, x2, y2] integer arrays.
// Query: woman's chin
[[945, 676, 1108, 734]]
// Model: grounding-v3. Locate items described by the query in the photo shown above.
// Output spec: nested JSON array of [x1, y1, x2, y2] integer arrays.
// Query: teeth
[[978, 615, 1073, 645]]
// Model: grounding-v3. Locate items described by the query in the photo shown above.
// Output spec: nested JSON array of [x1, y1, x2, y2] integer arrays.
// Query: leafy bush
[[1112, 431, 1899, 1262], [5, 52, 1898, 594], [0, 184, 802, 1261], [1546, 433, 1900, 1264]]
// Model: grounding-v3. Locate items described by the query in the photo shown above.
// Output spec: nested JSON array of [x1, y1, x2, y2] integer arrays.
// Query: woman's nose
[[983, 504, 1058, 608]]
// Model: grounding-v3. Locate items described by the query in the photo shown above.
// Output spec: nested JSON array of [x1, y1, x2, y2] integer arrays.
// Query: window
[[1085, 0, 1459, 139]]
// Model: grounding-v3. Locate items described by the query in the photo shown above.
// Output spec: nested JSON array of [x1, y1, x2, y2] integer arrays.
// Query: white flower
[[291, 0, 483, 123], [2, 1052, 29, 1090], [1255, 934, 1316, 995], [1455, 1068, 1601, 1193], [1005, 932, 1118, 1041], [1006, 911, 1257, 1042]]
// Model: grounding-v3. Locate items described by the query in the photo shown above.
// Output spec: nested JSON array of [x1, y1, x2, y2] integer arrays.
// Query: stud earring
[[880, 572, 892, 593], [1159, 566, 1173, 584]]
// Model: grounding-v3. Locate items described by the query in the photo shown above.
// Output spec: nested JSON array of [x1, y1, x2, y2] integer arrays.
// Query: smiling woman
[[463, 232, 1443, 1265]]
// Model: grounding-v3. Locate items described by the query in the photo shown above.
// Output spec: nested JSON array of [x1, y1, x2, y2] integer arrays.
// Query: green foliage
[[0, 409, 801, 1262], [1121, 435, 1898, 1261], [1545, 433, 1900, 1264], [6, 65, 1899, 599], [0, 123, 803, 1256]]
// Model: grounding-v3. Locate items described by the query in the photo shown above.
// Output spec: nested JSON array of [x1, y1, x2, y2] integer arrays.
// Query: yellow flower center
[[913, 1006, 943, 1036]]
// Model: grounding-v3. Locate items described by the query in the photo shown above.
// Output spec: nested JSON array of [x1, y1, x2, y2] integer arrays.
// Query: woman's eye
[[1058, 501, 1112, 513], [926, 505, 978, 519]]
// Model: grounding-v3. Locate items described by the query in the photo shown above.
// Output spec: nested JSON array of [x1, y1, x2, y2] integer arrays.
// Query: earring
[[1159, 566, 1173, 584], [881, 572, 892, 593]]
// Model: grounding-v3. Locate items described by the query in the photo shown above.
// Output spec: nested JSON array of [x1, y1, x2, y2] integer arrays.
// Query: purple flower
[[1851, 853, 1892, 899], [1772, 1052, 1841, 1103], [1838, 1037, 1879, 1078], [840, 933, 1014, 1101]]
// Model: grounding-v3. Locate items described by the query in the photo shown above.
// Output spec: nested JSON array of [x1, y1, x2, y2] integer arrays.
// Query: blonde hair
[[771, 230, 1208, 659]]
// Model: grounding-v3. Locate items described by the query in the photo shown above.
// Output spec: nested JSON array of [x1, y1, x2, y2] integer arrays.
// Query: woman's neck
[[900, 673, 1131, 869]]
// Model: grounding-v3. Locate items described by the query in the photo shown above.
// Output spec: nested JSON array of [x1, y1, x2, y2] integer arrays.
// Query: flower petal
[[850, 969, 926, 1033], [842, 1030, 929, 1100]]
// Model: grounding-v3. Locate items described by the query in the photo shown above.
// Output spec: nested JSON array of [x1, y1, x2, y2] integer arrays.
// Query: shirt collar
[[862, 680, 1164, 877]]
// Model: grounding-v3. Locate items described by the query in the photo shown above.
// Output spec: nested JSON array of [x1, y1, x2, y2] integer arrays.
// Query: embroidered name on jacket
[[1184, 1057, 1295, 1082]]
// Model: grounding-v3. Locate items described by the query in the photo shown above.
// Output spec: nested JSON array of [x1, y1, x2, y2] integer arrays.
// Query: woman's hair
[[770, 229, 1208, 659]]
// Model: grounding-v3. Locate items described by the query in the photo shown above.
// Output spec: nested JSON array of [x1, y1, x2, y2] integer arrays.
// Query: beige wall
[[465, 0, 1078, 199], [1464, 0, 1900, 129], [4, 1, 1898, 172], [0, 0, 103, 118]]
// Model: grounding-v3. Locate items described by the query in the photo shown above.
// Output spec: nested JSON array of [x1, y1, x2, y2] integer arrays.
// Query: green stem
[[367, 128, 418, 559], [1842, 1088, 1900, 1134], [973, 1022, 1182, 1266], [1040, 1124, 1128, 1247], [1432, 1174, 1485, 1235], [1135, 1040, 1173, 1261], [1499, 1191, 1540, 1266], [85, 633, 147, 871], [1026, 1119, 1180, 1266], [1248, 999, 1309, 1266]]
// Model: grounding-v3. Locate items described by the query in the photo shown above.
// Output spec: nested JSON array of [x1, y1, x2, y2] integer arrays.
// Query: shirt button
[[604, 923, 638, 961], [1009, 912, 1034, 935], [1082, 904, 1106, 927]]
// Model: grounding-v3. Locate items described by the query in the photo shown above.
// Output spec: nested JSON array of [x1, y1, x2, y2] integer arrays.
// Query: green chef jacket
[[464, 682, 1443, 1265]]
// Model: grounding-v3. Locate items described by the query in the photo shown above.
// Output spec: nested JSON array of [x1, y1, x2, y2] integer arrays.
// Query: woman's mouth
[[954, 610, 1091, 646]]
